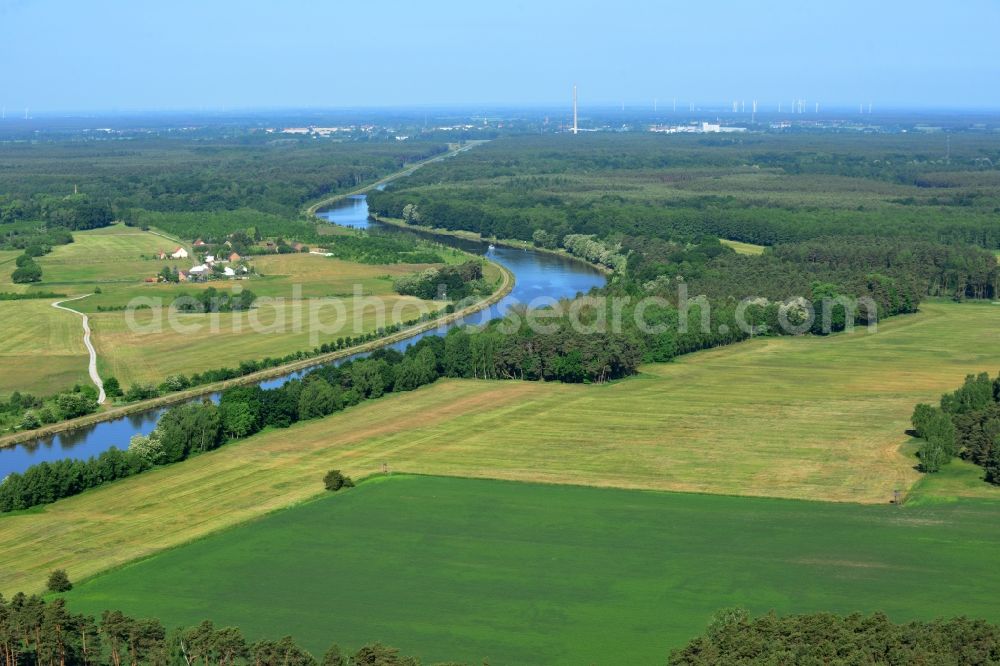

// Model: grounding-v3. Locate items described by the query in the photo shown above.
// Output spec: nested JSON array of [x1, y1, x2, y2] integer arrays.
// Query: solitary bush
[[18, 411, 41, 431], [47, 569, 72, 593], [323, 470, 354, 492], [103, 376, 123, 398]]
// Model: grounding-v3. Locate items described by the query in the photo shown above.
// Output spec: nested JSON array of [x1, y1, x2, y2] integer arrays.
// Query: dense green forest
[[368, 133, 1000, 248], [669, 608, 1000, 665], [0, 139, 446, 219], [0, 138, 448, 249]]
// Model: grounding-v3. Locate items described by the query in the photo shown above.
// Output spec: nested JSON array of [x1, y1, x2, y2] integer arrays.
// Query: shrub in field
[[46, 569, 72, 592], [323, 470, 354, 492]]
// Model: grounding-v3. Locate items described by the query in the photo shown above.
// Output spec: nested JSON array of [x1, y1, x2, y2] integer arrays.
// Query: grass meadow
[[34, 225, 176, 285], [2, 300, 998, 594], [0, 300, 90, 397], [0, 250, 26, 291], [719, 238, 766, 255], [59, 474, 1000, 665], [91, 294, 434, 387]]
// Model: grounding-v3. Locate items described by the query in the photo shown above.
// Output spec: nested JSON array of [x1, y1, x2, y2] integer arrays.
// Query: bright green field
[[61, 474, 1000, 665]]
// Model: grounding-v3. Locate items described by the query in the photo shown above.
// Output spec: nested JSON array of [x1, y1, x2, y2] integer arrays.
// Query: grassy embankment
[[1, 300, 998, 594]]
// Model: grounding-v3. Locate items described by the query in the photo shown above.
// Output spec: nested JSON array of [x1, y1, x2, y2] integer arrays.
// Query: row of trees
[[0, 447, 150, 512], [442, 316, 642, 383], [0, 593, 425, 666], [0, 290, 66, 301], [670, 608, 1000, 665], [171, 287, 258, 313], [911, 372, 1000, 480]]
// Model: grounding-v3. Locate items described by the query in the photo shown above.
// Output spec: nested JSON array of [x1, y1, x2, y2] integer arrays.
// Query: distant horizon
[[5, 102, 1000, 120]]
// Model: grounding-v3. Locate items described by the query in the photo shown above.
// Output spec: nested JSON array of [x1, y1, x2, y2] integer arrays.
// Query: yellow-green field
[[0, 300, 90, 397], [2, 225, 462, 393], [0, 250, 25, 292], [720, 238, 767, 255], [92, 295, 433, 387], [2, 300, 998, 594]]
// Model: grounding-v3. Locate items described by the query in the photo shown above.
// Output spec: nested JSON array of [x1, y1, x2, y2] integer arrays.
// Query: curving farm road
[[51, 294, 106, 404]]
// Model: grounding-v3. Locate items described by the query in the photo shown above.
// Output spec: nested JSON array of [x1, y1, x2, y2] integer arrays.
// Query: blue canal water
[[0, 195, 605, 478]]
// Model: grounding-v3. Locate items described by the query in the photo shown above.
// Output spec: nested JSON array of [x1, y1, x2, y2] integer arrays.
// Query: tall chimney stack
[[572, 84, 578, 135]]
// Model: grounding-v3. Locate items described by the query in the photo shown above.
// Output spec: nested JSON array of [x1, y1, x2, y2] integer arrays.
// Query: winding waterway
[[0, 195, 605, 478]]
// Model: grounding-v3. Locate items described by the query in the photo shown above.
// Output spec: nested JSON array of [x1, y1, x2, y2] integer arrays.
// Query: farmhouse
[[193, 239, 207, 247], [170, 247, 189, 260], [223, 266, 236, 278], [229, 252, 242, 262], [156, 250, 168, 260]]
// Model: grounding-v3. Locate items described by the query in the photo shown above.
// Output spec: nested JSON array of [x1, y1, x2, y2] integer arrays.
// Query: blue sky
[[1, 0, 997, 112]]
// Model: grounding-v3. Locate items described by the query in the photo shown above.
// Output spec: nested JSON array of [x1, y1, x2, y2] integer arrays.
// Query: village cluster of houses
[[151, 239, 249, 282]]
